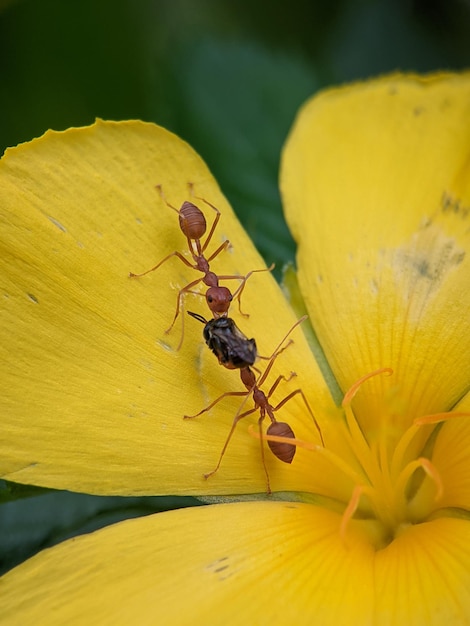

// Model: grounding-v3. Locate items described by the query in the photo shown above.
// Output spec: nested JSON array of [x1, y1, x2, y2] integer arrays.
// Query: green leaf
[[0, 489, 204, 575]]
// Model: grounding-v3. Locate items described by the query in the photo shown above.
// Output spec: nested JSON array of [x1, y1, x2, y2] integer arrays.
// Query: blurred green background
[[1, 0, 469, 575]]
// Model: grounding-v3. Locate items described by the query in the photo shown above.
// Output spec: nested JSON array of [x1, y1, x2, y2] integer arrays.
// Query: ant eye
[[229, 295, 233, 301], [207, 295, 213, 303]]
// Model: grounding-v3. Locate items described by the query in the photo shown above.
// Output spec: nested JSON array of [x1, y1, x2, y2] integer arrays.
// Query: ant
[[129, 184, 273, 349], [187, 311, 257, 370], [184, 315, 324, 493]]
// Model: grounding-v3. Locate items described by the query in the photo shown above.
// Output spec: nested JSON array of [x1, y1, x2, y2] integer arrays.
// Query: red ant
[[129, 184, 273, 349], [185, 315, 324, 493]]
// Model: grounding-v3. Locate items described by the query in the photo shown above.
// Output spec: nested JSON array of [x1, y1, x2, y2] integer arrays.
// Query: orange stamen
[[414, 411, 470, 426], [395, 456, 443, 504], [340, 484, 374, 544], [341, 368, 393, 486], [420, 457, 444, 501], [342, 367, 393, 407]]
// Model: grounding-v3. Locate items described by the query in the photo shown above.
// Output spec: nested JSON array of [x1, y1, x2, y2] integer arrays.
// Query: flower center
[[256, 368, 469, 548], [338, 368, 442, 543]]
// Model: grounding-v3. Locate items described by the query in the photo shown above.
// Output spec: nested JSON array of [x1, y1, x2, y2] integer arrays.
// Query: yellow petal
[[2, 502, 469, 625], [375, 517, 470, 624], [429, 395, 470, 510], [1, 120, 334, 495], [281, 73, 470, 427], [1, 503, 376, 625]]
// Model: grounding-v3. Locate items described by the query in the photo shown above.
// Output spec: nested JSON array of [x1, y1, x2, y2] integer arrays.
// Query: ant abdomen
[[179, 201, 206, 240], [266, 421, 296, 463]]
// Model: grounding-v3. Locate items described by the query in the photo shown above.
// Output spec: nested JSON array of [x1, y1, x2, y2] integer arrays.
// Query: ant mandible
[[129, 184, 273, 349], [185, 315, 324, 493]]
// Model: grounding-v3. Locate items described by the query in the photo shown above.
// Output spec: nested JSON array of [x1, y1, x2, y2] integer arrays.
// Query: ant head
[[206, 286, 232, 316]]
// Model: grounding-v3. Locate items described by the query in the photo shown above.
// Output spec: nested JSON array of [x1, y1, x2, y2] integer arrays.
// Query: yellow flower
[[1, 73, 470, 625]]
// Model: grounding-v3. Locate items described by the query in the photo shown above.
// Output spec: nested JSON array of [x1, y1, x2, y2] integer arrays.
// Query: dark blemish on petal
[[441, 192, 470, 220], [441, 191, 453, 212], [135, 217, 142, 225], [27, 293, 39, 303], [413, 106, 425, 116], [415, 259, 432, 279], [411, 241, 465, 281], [205, 556, 233, 580], [419, 216, 432, 229], [47, 215, 67, 233], [205, 556, 229, 569], [392, 222, 466, 317]]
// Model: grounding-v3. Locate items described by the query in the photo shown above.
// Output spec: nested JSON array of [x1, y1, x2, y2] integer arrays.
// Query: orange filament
[[339, 484, 373, 544], [342, 367, 393, 407], [395, 457, 443, 503], [414, 411, 470, 426]]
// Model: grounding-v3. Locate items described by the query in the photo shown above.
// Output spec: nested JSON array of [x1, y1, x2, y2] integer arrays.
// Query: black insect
[[187, 311, 257, 370]]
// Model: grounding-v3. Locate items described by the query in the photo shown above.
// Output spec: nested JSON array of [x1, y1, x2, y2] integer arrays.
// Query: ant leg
[[256, 316, 308, 388], [205, 239, 231, 263], [230, 263, 275, 317], [129, 250, 195, 278], [165, 276, 204, 350], [184, 288, 208, 297], [211, 263, 274, 318], [184, 390, 248, 419], [257, 413, 271, 494], [255, 339, 293, 379], [271, 388, 324, 446], [257, 339, 293, 363], [265, 373, 297, 403], [155, 184, 181, 214], [203, 406, 258, 480], [203, 393, 273, 491]]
